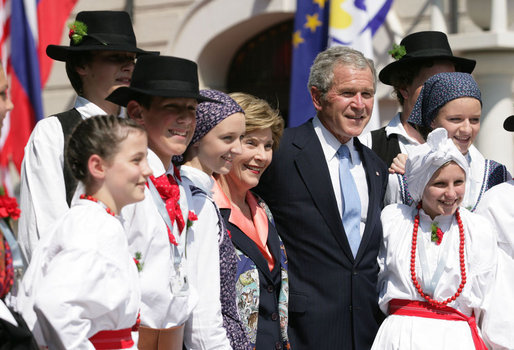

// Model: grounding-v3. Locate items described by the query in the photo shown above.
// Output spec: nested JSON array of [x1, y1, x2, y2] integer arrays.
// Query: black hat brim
[[46, 44, 159, 62], [504, 115, 514, 132], [106, 86, 218, 107], [379, 55, 476, 85]]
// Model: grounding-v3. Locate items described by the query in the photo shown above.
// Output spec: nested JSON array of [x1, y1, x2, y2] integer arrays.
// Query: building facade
[[43, 0, 514, 171]]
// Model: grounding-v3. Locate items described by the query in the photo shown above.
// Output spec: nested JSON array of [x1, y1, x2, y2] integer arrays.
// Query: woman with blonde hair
[[213, 93, 290, 349]]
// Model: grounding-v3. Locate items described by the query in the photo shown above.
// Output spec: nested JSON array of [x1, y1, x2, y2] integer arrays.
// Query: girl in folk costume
[[387, 72, 510, 210], [180, 89, 250, 349], [214, 93, 290, 349], [372, 128, 501, 349], [17, 115, 151, 349]]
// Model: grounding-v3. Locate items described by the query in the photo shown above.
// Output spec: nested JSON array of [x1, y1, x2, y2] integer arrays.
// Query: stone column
[[471, 51, 514, 173], [431, 0, 447, 32]]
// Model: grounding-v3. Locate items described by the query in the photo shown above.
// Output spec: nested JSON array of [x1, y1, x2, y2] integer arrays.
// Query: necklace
[[80, 194, 115, 216], [411, 203, 466, 307]]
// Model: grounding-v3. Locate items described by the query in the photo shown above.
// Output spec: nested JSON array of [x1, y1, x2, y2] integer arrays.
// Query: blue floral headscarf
[[191, 89, 244, 145], [407, 72, 482, 128]]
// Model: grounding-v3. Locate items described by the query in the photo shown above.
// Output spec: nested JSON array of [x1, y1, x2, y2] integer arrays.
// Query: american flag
[[0, 0, 77, 192]]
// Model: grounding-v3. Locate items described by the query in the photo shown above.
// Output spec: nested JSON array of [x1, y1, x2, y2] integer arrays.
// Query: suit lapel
[[220, 208, 274, 280], [292, 123, 355, 261], [266, 221, 282, 275], [353, 138, 383, 262]]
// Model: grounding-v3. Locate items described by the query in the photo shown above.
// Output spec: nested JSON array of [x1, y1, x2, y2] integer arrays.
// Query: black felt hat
[[379, 31, 476, 85], [46, 11, 158, 61], [504, 115, 514, 132], [106, 55, 216, 105]]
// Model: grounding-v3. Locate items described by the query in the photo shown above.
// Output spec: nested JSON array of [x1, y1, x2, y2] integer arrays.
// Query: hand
[[388, 153, 407, 174]]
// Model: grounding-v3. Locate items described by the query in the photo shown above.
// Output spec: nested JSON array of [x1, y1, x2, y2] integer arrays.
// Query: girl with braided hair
[[17, 115, 152, 349]]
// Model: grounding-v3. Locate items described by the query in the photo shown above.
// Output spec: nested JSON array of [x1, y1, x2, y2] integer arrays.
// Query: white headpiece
[[405, 128, 468, 203]]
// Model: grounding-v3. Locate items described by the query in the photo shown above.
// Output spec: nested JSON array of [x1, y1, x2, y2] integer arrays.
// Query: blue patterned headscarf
[[191, 89, 244, 145], [407, 72, 482, 127]]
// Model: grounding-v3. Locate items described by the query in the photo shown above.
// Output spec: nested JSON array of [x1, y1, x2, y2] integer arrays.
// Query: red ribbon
[[89, 328, 134, 349], [389, 299, 487, 350], [149, 173, 185, 237]]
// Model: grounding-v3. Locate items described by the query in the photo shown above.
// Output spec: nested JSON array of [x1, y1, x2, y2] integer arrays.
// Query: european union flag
[[288, 0, 329, 127]]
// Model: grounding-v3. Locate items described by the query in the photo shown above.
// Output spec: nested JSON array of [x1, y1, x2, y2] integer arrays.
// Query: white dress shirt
[[180, 165, 232, 349], [122, 149, 195, 329], [313, 116, 368, 238], [17, 96, 122, 262]]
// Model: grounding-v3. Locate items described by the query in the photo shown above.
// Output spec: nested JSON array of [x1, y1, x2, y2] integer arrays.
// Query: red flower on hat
[[68, 20, 88, 45], [389, 44, 406, 61]]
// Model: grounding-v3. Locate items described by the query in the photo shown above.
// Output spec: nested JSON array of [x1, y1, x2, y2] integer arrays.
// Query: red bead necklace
[[411, 202, 467, 307], [80, 194, 115, 216]]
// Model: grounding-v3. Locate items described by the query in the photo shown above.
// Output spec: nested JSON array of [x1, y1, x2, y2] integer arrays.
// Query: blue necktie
[[337, 145, 361, 257]]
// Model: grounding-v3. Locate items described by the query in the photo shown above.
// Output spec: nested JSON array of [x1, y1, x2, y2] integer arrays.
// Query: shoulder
[[459, 207, 496, 242], [381, 203, 411, 222], [459, 208, 498, 266], [28, 116, 63, 142], [369, 126, 387, 139], [485, 159, 511, 188], [58, 204, 125, 249], [482, 179, 514, 203], [357, 128, 378, 148], [380, 204, 413, 242], [184, 183, 219, 222], [273, 121, 315, 154], [355, 138, 388, 175]]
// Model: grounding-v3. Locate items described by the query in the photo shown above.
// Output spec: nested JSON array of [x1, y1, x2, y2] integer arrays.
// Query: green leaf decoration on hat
[[68, 20, 88, 45], [389, 44, 406, 61]]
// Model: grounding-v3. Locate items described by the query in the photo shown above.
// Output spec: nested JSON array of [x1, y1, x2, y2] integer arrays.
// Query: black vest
[[371, 126, 402, 167], [55, 109, 83, 206], [0, 306, 39, 350]]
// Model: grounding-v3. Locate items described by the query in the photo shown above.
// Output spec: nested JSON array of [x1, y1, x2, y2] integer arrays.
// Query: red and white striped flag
[[0, 0, 77, 192]]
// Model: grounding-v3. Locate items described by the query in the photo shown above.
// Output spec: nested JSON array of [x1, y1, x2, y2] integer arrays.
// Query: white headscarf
[[405, 128, 468, 203]]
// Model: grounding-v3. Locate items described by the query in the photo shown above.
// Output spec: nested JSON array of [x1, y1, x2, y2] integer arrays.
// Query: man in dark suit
[[255, 46, 388, 349]]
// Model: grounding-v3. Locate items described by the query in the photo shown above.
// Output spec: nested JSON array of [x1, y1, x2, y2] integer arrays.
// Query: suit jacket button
[[271, 312, 279, 321], [267, 285, 274, 293]]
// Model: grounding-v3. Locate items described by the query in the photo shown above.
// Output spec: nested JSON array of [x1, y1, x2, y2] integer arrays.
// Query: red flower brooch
[[0, 187, 20, 221], [430, 222, 445, 245], [133, 252, 143, 272], [187, 210, 198, 230]]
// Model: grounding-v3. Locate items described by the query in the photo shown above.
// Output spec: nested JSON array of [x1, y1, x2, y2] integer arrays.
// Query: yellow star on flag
[[304, 13, 322, 33], [313, 0, 327, 9], [292, 30, 305, 48]]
